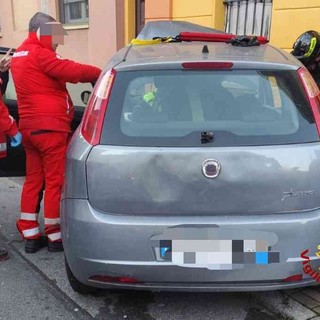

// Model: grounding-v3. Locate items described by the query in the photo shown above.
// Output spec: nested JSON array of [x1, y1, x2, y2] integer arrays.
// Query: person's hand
[[10, 132, 22, 147], [0, 48, 13, 73]]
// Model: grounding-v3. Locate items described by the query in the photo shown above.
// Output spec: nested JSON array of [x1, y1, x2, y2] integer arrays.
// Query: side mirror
[[81, 90, 91, 105]]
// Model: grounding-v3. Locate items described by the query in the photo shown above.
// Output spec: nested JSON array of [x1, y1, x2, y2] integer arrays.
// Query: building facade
[[0, 0, 319, 69]]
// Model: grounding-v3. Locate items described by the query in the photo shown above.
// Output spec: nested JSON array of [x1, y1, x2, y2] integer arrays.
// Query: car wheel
[[65, 256, 98, 295]]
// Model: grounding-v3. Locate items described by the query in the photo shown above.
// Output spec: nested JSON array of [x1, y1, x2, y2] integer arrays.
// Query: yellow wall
[[270, 0, 320, 51], [144, 0, 224, 31], [144, 0, 320, 52], [145, 0, 172, 22], [171, 0, 224, 31], [5, 0, 318, 67], [124, 0, 135, 44]]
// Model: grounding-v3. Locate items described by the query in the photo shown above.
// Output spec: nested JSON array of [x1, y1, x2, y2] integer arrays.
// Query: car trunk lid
[[86, 143, 320, 215]]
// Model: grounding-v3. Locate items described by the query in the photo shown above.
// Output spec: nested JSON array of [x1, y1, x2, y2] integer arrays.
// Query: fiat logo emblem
[[202, 159, 221, 178]]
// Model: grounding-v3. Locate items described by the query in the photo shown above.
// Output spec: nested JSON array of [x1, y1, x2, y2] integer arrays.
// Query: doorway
[[135, 0, 145, 36]]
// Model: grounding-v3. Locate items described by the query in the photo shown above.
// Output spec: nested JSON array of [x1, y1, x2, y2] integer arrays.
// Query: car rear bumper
[[85, 278, 317, 292], [61, 199, 320, 292]]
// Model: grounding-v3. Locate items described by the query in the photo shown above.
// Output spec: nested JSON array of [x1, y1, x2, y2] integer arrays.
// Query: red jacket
[[0, 89, 18, 159], [10, 32, 102, 133]]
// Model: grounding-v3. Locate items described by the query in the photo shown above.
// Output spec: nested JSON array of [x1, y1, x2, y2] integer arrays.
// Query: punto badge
[[202, 159, 221, 178]]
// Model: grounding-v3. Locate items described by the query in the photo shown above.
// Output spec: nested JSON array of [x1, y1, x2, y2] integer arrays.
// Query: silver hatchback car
[[61, 24, 320, 294]]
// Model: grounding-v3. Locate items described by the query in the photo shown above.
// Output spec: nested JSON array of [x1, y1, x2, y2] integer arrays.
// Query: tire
[[65, 256, 98, 295]]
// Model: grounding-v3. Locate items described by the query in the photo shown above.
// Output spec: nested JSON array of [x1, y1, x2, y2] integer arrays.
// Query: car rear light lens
[[81, 69, 116, 146], [298, 67, 320, 136], [89, 275, 142, 284], [281, 274, 303, 282], [182, 62, 233, 69]]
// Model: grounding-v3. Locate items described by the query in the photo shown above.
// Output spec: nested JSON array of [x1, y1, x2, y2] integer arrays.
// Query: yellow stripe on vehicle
[[130, 38, 172, 45]]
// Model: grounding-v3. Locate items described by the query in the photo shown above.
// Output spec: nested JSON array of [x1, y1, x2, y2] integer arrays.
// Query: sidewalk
[[283, 287, 320, 319], [252, 288, 320, 320]]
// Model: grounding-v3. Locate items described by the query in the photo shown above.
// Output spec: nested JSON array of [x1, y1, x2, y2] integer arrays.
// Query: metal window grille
[[59, 0, 89, 24], [224, 0, 272, 39]]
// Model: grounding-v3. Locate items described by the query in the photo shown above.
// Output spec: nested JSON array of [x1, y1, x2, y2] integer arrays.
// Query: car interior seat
[[236, 93, 280, 121], [200, 83, 240, 121], [153, 78, 193, 121]]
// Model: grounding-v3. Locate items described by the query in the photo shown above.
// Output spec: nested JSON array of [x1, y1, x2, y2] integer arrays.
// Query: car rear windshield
[[100, 69, 319, 147]]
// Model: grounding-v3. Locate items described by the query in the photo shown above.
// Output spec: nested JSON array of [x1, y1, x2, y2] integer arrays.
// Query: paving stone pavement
[[282, 286, 320, 319]]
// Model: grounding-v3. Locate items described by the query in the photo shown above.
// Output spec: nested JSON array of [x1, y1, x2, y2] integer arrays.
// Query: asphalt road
[[0, 177, 292, 320], [0, 238, 84, 320]]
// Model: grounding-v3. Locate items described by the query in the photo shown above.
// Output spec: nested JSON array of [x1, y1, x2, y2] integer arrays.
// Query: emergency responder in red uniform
[[10, 12, 102, 253], [0, 54, 22, 261]]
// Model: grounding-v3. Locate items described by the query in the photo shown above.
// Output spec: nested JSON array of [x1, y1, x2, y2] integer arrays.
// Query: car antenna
[[202, 45, 209, 54]]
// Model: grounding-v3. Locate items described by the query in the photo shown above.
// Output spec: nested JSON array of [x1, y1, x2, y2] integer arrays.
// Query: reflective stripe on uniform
[[22, 227, 40, 238], [8, 115, 14, 123], [44, 218, 60, 225], [21, 212, 38, 221], [0, 143, 6, 152], [48, 232, 61, 242]]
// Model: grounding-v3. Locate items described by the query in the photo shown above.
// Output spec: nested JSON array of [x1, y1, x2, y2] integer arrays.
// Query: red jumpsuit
[[0, 82, 18, 159], [11, 32, 101, 243]]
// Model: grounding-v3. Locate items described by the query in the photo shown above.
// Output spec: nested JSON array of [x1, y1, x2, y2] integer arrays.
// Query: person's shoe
[[48, 241, 64, 252], [25, 236, 48, 254], [0, 248, 9, 261]]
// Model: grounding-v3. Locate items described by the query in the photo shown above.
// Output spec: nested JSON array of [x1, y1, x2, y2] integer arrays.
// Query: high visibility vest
[[143, 91, 156, 105]]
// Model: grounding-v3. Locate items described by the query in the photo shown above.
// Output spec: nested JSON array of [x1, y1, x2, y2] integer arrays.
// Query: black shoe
[[48, 241, 64, 252], [0, 248, 9, 261], [25, 236, 48, 254]]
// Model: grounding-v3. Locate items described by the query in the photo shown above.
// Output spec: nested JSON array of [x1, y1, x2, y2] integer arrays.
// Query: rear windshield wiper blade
[[201, 131, 214, 144]]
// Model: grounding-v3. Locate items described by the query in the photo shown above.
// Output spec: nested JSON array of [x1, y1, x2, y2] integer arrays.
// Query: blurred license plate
[[159, 239, 279, 266]]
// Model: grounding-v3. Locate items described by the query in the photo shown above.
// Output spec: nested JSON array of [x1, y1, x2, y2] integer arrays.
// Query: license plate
[[157, 239, 280, 268]]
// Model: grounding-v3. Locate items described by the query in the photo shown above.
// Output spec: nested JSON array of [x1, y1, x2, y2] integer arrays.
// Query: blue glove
[[10, 132, 22, 147]]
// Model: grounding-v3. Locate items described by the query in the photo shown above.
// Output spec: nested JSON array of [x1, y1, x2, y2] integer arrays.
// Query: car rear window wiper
[[201, 131, 214, 144]]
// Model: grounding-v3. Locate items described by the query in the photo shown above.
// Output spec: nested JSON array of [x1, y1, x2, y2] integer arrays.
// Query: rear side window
[[101, 69, 319, 147]]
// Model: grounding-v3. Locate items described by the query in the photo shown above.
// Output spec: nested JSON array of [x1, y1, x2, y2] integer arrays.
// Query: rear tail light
[[89, 275, 142, 284], [80, 69, 116, 145], [182, 62, 233, 69], [298, 67, 320, 136], [281, 274, 303, 282]]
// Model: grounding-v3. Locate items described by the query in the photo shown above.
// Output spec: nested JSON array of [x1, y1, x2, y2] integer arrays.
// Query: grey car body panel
[[62, 128, 91, 200], [115, 60, 299, 72], [111, 43, 302, 72], [61, 197, 320, 291], [100, 46, 130, 73], [85, 144, 320, 215]]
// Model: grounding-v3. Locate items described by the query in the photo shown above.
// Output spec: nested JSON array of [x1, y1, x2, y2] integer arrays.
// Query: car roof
[[137, 20, 227, 39], [105, 20, 302, 72], [113, 41, 302, 72]]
